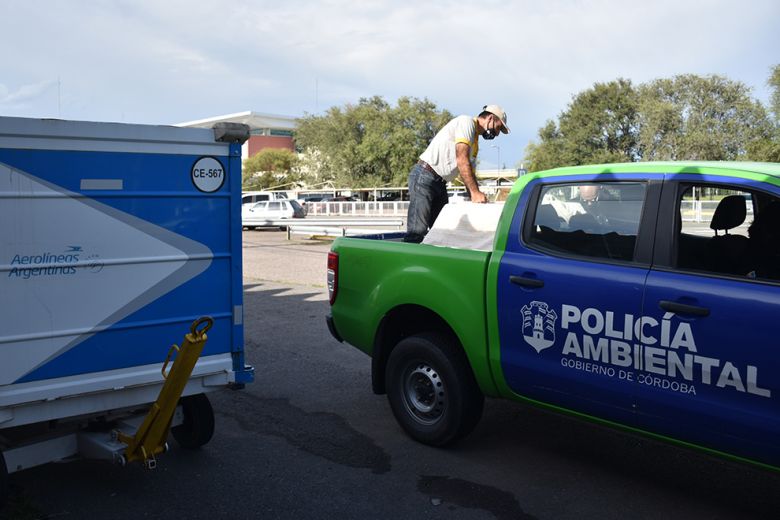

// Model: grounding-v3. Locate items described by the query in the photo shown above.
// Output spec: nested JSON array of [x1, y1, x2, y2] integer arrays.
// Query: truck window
[[528, 182, 646, 262], [676, 184, 779, 281]]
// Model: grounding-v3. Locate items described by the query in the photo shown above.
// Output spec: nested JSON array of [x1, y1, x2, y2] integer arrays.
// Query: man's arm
[[455, 143, 487, 203]]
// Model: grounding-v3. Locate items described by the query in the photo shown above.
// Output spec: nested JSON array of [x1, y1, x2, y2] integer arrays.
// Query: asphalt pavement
[[4, 230, 780, 519]]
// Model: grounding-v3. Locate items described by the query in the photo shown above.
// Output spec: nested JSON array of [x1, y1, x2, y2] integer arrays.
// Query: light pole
[[491, 144, 501, 174]]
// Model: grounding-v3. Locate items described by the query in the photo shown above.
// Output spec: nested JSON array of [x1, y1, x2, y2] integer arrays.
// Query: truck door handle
[[510, 275, 544, 288], [658, 300, 710, 317]]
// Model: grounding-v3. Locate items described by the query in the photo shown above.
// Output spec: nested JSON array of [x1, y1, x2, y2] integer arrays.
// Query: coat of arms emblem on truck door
[[521, 301, 557, 353]]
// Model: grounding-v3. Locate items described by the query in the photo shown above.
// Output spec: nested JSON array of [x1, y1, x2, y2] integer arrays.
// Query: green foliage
[[755, 64, 780, 162], [523, 120, 566, 172], [748, 139, 780, 162], [294, 96, 452, 188], [525, 73, 778, 171], [560, 78, 640, 164], [638, 74, 771, 161], [525, 79, 640, 171], [242, 148, 300, 190], [769, 64, 780, 121]]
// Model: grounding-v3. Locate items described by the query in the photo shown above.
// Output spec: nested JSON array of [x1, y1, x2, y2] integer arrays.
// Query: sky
[[1, 0, 778, 169]]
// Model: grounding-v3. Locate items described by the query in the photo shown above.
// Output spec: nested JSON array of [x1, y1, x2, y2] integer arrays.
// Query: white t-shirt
[[419, 115, 479, 182]]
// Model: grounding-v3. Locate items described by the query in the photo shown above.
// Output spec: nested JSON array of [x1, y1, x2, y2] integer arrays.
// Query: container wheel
[[385, 332, 484, 446], [172, 393, 215, 449]]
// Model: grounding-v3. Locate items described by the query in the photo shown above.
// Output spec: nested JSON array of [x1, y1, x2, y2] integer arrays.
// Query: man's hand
[[455, 143, 488, 204], [470, 190, 488, 204]]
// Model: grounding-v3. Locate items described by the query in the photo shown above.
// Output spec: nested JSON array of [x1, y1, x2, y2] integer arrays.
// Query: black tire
[[172, 393, 215, 449], [385, 332, 484, 446]]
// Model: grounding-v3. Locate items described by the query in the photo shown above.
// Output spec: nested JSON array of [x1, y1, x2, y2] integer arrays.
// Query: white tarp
[[422, 203, 504, 251]]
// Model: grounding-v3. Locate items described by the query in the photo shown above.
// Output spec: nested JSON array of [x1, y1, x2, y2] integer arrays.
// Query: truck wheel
[[385, 332, 484, 446], [172, 393, 215, 449]]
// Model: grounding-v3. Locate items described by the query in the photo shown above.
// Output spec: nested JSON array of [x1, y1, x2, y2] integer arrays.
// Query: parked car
[[375, 193, 402, 201], [298, 194, 334, 203], [242, 199, 304, 229]]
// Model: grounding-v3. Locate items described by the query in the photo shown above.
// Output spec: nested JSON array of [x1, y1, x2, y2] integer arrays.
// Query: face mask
[[481, 128, 497, 140], [481, 118, 498, 140]]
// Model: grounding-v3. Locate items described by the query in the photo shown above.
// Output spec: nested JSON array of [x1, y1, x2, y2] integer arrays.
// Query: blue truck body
[[494, 169, 780, 468]]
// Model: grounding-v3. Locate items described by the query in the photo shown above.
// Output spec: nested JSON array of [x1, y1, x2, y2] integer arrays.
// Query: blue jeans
[[404, 163, 448, 243]]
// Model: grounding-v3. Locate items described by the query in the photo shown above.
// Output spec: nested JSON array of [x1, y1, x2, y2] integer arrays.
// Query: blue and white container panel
[[0, 116, 252, 428]]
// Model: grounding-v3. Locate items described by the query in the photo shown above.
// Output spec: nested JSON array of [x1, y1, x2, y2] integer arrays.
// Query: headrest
[[536, 204, 563, 229], [710, 195, 746, 231]]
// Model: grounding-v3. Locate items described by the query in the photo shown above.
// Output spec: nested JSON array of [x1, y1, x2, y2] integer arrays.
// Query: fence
[[286, 218, 404, 240], [302, 200, 756, 223], [303, 201, 409, 217], [287, 226, 404, 239], [680, 200, 754, 223]]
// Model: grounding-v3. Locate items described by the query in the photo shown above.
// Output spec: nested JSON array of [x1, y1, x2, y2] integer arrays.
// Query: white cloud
[[0, 80, 57, 110], [0, 0, 777, 166]]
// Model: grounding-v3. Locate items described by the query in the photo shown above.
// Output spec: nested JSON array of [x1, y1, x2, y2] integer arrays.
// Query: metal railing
[[680, 200, 754, 223], [287, 226, 404, 239], [303, 201, 409, 217], [285, 218, 404, 240]]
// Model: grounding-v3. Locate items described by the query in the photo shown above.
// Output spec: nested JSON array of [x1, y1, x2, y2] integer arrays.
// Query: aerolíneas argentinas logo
[[7, 246, 103, 279], [521, 301, 557, 353]]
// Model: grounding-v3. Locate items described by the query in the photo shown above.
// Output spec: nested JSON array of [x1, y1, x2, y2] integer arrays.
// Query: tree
[[242, 148, 300, 190], [524, 79, 640, 172], [295, 96, 452, 187], [750, 64, 780, 162], [523, 121, 566, 172], [524, 73, 777, 170], [637, 74, 772, 161], [769, 64, 780, 121]]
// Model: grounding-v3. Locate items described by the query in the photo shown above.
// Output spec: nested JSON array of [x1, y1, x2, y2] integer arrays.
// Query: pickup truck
[[326, 161, 780, 470]]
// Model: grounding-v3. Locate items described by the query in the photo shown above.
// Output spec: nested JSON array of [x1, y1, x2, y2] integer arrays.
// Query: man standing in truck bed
[[404, 104, 510, 243]]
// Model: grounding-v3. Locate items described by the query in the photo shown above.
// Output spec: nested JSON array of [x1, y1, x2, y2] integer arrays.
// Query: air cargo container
[[0, 116, 254, 500]]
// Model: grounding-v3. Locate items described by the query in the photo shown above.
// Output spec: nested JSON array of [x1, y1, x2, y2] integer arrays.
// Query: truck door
[[495, 177, 660, 425], [639, 176, 780, 466]]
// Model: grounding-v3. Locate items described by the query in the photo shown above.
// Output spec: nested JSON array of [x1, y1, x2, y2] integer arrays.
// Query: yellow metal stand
[[117, 317, 213, 468]]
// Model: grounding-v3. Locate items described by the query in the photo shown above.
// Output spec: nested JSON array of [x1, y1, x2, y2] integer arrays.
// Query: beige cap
[[482, 104, 510, 134]]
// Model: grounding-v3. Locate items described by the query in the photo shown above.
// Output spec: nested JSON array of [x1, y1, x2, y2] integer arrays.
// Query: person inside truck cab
[[404, 104, 510, 243], [569, 184, 615, 231], [577, 184, 616, 207]]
